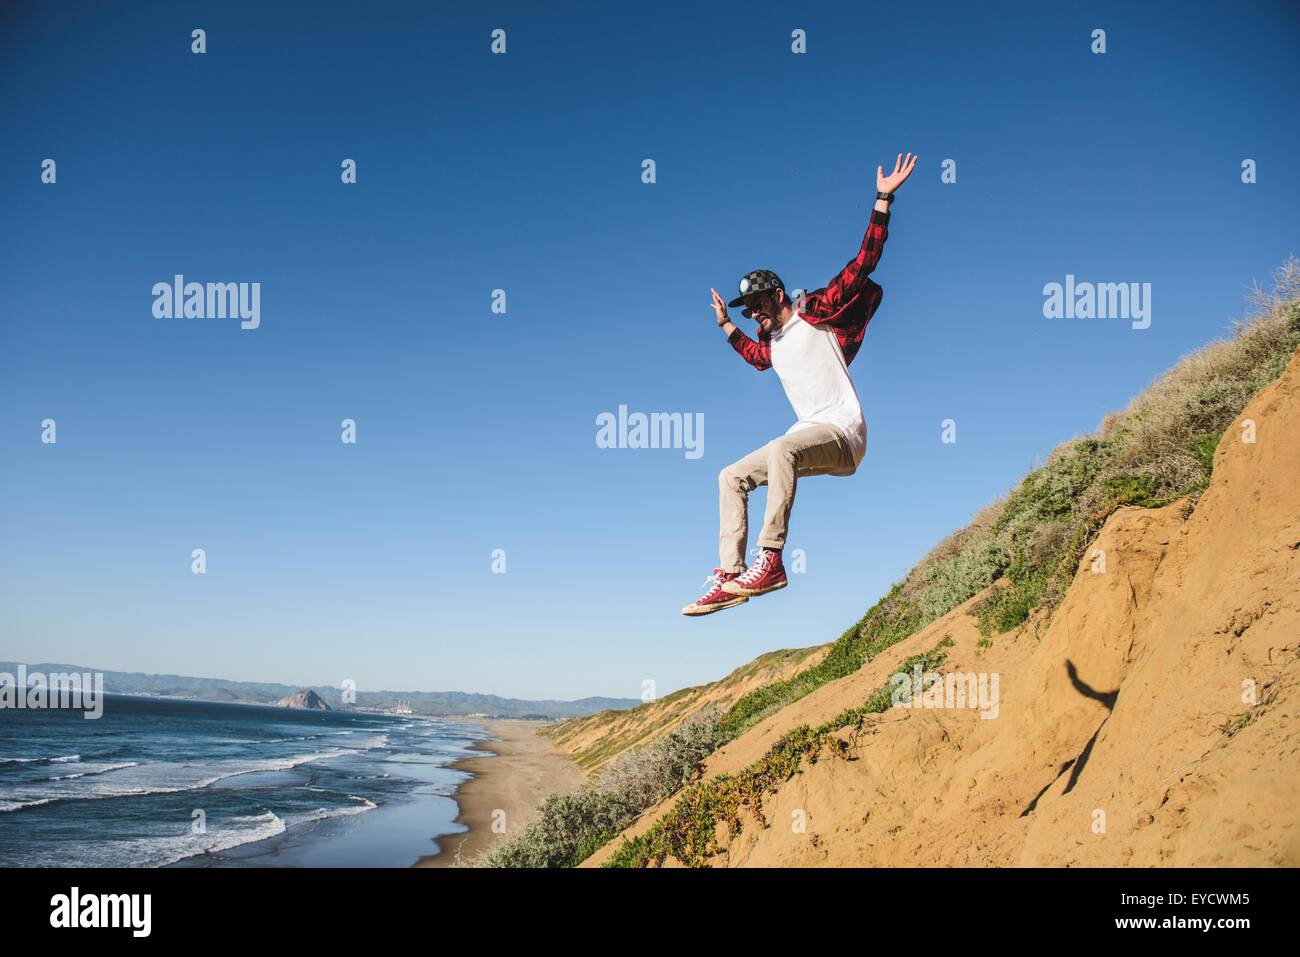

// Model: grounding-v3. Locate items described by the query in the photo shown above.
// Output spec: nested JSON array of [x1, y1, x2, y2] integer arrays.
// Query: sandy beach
[[414, 718, 585, 867]]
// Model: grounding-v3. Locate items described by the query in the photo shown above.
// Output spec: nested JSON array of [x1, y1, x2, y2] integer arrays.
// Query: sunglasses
[[740, 295, 776, 319]]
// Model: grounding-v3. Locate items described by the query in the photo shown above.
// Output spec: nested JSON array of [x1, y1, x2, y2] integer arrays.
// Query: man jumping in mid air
[[683, 152, 917, 616]]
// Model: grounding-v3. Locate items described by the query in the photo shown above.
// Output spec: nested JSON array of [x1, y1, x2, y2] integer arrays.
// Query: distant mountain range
[[0, 661, 639, 719]]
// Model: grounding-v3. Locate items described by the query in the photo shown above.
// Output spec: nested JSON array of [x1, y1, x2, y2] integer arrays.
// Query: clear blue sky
[[2, 1, 1297, 700]]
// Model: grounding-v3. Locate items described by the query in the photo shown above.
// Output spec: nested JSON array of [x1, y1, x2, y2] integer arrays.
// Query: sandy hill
[[542, 646, 828, 773], [584, 347, 1300, 867]]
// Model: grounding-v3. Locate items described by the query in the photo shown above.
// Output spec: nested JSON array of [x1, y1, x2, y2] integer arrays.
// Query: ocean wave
[[35, 808, 290, 868], [0, 754, 82, 766], [286, 794, 378, 826], [27, 796, 382, 867], [230, 810, 281, 825], [0, 798, 53, 812], [48, 761, 139, 781], [0, 749, 362, 813]]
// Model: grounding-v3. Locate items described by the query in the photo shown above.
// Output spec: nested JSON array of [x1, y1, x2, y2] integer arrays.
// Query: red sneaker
[[721, 548, 787, 597], [682, 568, 749, 616]]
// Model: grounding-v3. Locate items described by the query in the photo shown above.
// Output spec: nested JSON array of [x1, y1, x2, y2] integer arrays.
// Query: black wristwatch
[[876, 190, 895, 202]]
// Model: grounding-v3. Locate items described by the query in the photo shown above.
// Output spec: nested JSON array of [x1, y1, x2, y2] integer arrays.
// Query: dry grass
[[891, 258, 1300, 635]]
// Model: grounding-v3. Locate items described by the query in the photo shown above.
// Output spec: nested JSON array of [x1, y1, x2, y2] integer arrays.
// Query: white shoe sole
[[682, 595, 749, 616]]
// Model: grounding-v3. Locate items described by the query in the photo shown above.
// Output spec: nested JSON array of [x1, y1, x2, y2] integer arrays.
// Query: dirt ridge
[[585, 348, 1300, 867]]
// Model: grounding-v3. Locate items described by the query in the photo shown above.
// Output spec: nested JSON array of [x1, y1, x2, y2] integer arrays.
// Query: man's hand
[[877, 152, 918, 194], [710, 288, 731, 327]]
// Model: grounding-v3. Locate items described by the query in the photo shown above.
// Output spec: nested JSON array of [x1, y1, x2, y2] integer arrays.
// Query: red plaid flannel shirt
[[727, 207, 890, 370]]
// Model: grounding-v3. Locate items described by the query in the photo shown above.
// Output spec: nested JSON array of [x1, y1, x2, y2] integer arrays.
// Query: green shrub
[[916, 538, 1008, 625], [1186, 432, 1222, 480], [720, 581, 922, 740], [607, 643, 953, 868], [1099, 472, 1165, 508], [481, 707, 726, 867]]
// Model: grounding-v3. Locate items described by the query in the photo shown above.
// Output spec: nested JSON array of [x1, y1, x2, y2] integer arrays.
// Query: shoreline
[[414, 717, 584, 867]]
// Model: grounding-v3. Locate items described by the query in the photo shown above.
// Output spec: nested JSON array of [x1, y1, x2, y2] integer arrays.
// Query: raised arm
[[811, 153, 917, 318], [711, 287, 771, 371]]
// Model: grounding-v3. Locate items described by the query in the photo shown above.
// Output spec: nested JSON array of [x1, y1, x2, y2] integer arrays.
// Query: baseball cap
[[727, 269, 785, 308]]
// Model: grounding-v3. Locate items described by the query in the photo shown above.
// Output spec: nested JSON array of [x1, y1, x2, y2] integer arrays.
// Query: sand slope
[[542, 645, 827, 773], [585, 349, 1300, 867]]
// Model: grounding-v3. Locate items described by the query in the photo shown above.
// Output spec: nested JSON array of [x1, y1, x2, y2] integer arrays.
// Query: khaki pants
[[718, 423, 857, 573]]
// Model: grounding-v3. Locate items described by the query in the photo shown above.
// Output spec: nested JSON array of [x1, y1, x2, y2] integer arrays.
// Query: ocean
[[0, 694, 488, 867]]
